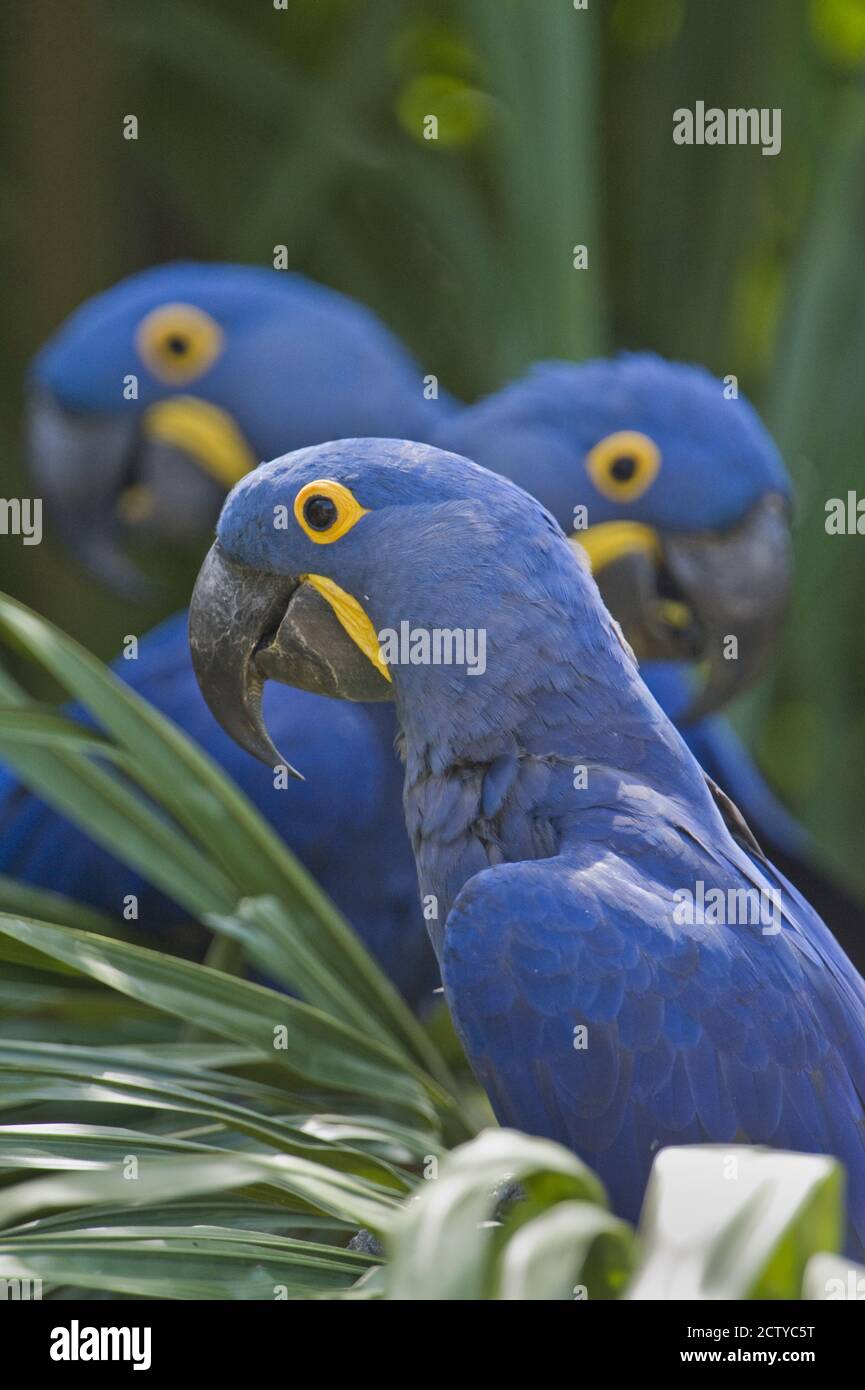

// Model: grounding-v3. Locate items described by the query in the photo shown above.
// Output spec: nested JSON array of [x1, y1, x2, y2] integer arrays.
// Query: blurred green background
[[0, 0, 864, 877]]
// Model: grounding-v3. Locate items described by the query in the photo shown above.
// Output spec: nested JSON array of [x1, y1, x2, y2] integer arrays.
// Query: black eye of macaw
[[166, 334, 189, 356], [610, 455, 637, 483], [303, 495, 339, 531]]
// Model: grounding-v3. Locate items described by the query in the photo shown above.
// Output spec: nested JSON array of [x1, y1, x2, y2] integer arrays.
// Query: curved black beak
[[26, 388, 155, 599], [664, 494, 792, 722], [578, 494, 792, 721], [189, 542, 392, 772]]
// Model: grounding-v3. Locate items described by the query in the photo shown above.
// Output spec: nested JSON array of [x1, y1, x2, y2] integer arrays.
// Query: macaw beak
[[188, 542, 392, 771], [25, 388, 154, 598], [576, 493, 792, 721], [25, 389, 255, 599]]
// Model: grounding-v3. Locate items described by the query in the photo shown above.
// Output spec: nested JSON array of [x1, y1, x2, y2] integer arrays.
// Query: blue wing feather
[[442, 841, 865, 1254]]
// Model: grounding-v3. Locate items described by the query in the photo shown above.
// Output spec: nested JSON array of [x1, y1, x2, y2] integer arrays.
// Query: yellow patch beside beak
[[302, 574, 392, 683], [142, 396, 256, 490], [573, 520, 661, 575], [116, 483, 156, 522]]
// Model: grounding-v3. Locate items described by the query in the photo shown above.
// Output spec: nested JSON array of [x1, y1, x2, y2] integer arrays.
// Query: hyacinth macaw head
[[432, 353, 792, 719], [187, 436, 605, 772], [27, 261, 447, 595]]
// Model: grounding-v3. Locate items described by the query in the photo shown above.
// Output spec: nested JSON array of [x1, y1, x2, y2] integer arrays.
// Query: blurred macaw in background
[[27, 261, 456, 596], [432, 355, 865, 968], [188, 439, 865, 1257], [5, 266, 861, 1006], [5, 261, 455, 1005]]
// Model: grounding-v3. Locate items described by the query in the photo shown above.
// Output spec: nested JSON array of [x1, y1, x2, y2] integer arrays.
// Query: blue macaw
[[3, 262, 452, 1005], [188, 438, 865, 1255], [29, 260, 454, 594], [432, 355, 865, 967]]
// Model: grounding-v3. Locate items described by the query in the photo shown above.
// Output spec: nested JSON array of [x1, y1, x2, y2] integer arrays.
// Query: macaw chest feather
[[405, 752, 562, 950]]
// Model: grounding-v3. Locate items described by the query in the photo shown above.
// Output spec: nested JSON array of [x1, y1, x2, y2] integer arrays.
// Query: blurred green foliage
[[0, 0, 863, 877]]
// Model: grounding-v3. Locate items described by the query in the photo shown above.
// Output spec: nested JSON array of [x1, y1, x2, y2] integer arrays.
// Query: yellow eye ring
[[135, 303, 224, 384], [586, 430, 661, 503], [294, 479, 370, 544]]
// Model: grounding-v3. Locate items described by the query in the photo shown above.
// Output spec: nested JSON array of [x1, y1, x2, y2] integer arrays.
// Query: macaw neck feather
[[389, 546, 720, 952]]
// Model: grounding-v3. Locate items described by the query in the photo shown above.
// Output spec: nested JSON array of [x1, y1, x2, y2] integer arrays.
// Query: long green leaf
[[0, 1151, 400, 1232], [6, 1200, 348, 1239], [0, 1094, 414, 1187], [0, 878, 130, 940], [0, 1227, 369, 1300], [0, 915, 447, 1129]]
